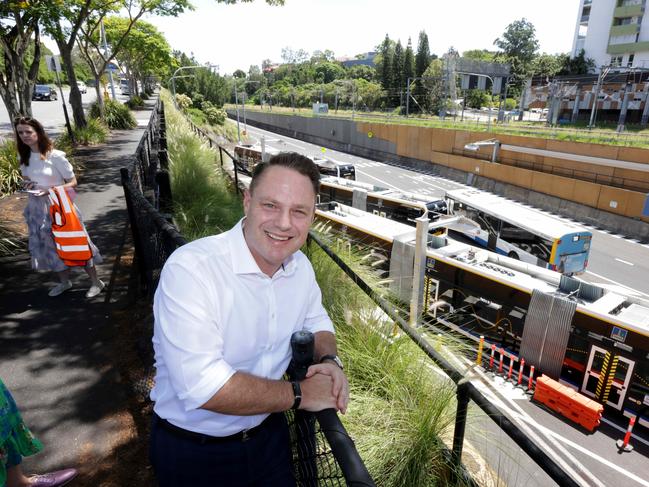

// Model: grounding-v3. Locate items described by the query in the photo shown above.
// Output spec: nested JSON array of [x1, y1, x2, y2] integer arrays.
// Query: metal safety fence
[[120, 99, 374, 486]]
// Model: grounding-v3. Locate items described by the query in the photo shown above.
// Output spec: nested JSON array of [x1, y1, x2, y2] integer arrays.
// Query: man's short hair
[[250, 152, 320, 197]]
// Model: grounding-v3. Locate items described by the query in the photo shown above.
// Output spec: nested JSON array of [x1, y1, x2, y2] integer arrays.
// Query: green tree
[[391, 39, 404, 105], [346, 64, 375, 82], [494, 18, 539, 88], [415, 30, 431, 78], [376, 34, 393, 93], [462, 49, 496, 62], [0, 1, 51, 119], [403, 37, 415, 89], [314, 61, 345, 84], [465, 88, 491, 109], [413, 30, 431, 113], [532, 53, 562, 79], [558, 49, 596, 75]]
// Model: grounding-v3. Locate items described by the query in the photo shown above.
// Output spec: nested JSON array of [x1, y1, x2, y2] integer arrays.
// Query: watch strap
[[291, 380, 302, 410], [319, 354, 343, 369]]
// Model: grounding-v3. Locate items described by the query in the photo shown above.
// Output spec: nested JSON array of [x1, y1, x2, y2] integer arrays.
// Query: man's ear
[[243, 189, 251, 215]]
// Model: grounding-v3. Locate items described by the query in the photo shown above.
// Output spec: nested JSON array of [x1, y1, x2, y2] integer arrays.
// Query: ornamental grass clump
[[306, 234, 460, 486], [162, 91, 242, 239], [0, 139, 21, 197]]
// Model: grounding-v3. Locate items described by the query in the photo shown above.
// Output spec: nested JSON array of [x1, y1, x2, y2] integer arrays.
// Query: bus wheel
[[507, 251, 519, 260]]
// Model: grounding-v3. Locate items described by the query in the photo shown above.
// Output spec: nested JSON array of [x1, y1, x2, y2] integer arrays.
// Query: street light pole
[[169, 64, 218, 103]]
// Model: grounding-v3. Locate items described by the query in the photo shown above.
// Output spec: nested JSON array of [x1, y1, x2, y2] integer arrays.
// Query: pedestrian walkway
[[0, 100, 156, 485]]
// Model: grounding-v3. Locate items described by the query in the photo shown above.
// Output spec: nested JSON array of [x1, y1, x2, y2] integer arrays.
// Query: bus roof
[[445, 189, 590, 241]]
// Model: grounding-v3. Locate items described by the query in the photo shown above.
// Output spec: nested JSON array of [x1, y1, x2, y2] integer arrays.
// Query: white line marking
[[357, 171, 401, 190], [600, 417, 649, 448], [584, 270, 649, 298], [615, 258, 634, 266]]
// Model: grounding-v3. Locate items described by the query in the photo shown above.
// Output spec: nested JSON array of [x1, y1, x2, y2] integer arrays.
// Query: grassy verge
[[161, 90, 243, 239], [164, 93, 466, 484]]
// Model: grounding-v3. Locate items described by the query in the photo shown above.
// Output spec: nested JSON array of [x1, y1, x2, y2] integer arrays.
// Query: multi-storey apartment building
[[572, 0, 649, 70]]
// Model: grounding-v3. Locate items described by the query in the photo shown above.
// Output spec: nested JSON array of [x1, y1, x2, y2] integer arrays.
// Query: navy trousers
[[149, 413, 296, 487]]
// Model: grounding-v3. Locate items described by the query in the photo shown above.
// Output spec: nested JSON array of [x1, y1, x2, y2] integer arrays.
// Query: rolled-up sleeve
[[153, 258, 235, 411]]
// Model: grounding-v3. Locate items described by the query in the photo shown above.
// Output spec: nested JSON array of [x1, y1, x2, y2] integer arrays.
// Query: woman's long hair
[[14, 117, 53, 166]]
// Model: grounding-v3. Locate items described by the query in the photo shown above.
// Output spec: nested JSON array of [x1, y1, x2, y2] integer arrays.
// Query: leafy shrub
[[58, 118, 109, 147], [126, 95, 144, 109], [191, 92, 204, 107], [0, 139, 21, 197], [140, 92, 149, 100], [203, 106, 226, 125], [89, 99, 136, 129], [175, 93, 192, 110]]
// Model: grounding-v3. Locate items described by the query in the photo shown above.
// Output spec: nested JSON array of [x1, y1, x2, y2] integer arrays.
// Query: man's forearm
[[200, 371, 293, 415], [314, 330, 338, 362]]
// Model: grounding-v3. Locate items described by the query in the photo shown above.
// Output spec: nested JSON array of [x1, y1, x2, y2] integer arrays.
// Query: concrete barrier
[[230, 110, 649, 241]]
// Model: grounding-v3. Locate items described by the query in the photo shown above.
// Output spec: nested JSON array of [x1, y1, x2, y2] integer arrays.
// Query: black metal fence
[[120, 99, 374, 487]]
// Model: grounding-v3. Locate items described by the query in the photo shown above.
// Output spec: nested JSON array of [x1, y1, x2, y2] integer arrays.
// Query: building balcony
[[610, 23, 640, 36], [607, 40, 649, 54], [613, 4, 644, 18]]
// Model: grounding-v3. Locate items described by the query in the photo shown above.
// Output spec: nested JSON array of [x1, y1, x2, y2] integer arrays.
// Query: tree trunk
[[93, 75, 105, 119], [56, 39, 86, 127]]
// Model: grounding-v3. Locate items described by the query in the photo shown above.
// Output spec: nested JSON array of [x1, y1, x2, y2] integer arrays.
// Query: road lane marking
[[615, 258, 634, 266], [585, 270, 649, 298]]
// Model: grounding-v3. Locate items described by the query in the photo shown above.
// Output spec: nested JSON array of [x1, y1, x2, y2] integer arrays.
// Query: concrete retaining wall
[[228, 110, 649, 241]]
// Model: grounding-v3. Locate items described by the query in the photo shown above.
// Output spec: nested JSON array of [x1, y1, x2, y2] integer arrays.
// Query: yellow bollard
[[476, 335, 485, 366]]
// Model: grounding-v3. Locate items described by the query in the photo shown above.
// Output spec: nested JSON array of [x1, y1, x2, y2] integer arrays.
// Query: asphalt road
[[241, 123, 649, 297], [0, 85, 130, 140]]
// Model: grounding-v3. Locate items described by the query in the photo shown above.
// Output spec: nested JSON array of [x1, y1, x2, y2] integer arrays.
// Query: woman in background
[[14, 117, 104, 298]]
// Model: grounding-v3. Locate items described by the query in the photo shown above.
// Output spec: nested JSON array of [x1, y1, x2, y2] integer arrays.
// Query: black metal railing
[[308, 231, 580, 487], [120, 99, 374, 487]]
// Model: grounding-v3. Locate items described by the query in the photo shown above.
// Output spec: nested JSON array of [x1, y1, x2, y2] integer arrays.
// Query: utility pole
[[101, 20, 117, 100], [406, 78, 412, 116], [589, 65, 610, 128], [234, 87, 240, 143]]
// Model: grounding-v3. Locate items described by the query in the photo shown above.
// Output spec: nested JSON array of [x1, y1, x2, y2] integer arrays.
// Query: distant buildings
[[572, 0, 649, 70], [337, 52, 377, 68]]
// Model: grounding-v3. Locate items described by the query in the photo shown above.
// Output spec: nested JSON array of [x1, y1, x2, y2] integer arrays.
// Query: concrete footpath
[[0, 101, 155, 484]]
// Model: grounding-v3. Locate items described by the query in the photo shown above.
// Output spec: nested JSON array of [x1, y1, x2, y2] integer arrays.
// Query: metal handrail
[[308, 231, 580, 487]]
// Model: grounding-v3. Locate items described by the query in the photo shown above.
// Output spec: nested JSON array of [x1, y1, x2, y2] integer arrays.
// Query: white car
[[77, 81, 87, 94]]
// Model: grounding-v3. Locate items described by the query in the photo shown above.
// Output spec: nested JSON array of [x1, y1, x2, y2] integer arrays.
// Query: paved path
[[0, 102, 155, 482]]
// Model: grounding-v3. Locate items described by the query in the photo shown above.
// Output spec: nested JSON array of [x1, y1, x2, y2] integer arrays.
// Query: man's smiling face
[[242, 165, 315, 276]]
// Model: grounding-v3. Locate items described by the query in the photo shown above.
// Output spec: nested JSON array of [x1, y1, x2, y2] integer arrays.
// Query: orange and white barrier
[[616, 415, 636, 452], [533, 375, 603, 432]]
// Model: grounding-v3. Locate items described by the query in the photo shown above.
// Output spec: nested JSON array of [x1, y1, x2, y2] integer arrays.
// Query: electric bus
[[445, 188, 592, 274]]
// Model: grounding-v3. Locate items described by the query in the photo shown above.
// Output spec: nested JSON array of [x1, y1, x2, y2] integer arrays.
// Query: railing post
[[451, 380, 471, 481], [218, 146, 223, 167], [155, 170, 174, 219], [158, 149, 169, 171]]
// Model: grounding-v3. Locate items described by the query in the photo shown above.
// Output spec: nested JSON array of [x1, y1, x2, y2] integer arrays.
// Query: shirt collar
[[229, 218, 297, 277]]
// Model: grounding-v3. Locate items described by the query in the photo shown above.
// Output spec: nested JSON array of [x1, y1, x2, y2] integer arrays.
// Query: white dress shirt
[[151, 219, 334, 436]]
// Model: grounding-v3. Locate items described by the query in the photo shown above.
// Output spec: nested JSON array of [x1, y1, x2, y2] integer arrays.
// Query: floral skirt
[[23, 193, 103, 272], [0, 378, 43, 484]]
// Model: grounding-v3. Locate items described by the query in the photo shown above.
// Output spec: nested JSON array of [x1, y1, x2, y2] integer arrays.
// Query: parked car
[[77, 81, 87, 94], [120, 79, 130, 95], [32, 85, 57, 101]]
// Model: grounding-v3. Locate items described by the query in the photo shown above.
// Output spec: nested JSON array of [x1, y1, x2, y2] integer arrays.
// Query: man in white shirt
[[149, 152, 349, 486]]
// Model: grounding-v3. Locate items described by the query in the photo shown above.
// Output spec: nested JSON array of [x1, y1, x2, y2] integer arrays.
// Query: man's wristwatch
[[291, 381, 302, 410], [319, 354, 344, 370]]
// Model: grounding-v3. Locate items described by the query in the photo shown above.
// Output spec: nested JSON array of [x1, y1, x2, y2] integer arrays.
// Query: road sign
[[45, 55, 61, 73]]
